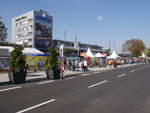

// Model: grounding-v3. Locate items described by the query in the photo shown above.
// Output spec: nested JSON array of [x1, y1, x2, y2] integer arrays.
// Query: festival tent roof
[[139, 52, 146, 58], [23, 48, 44, 55], [80, 53, 89, 58], [0, 46, 44, 56], [107, 51, 121, 59], [95, 53, 107, 57], [86, 48, 95, 58], [0, 46, 14, 52], [141, 52, 146, 57]]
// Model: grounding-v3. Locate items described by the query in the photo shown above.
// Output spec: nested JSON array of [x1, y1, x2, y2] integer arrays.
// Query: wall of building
[[12, 11, 34, 47], [12, 10, 53, 53], [53, 39, 103, 53]]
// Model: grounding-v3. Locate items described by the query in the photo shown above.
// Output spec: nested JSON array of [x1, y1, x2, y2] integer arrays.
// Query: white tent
[[0, 46, 44, 56], [0, 46, 14, 53], [95, 53, 107, 58], [107, 51, 121, 59], [86, 48, 95, 58], [23, 48, 44, 55], [139, 52, 146, 58], [142, 52, 146, 57]]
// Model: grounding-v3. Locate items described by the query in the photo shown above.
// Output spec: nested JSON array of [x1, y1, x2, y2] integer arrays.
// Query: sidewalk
[[0, 63, 140, 83]]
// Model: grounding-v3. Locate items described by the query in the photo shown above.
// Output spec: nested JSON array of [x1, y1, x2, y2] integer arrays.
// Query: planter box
[[46, 68, 60, 80], [53, 68, 60, 79], [46, 69, 54, 79], [8, 71, 26, 84]]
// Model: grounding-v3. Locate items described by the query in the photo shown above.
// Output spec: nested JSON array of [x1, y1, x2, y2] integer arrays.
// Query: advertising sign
[[35, 15, 52, 52]]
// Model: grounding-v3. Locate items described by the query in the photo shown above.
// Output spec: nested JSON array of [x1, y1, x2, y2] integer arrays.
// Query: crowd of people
[[59, 57, 150, 74], [60, 58, 89, 73], [107, 57, 150, 68]]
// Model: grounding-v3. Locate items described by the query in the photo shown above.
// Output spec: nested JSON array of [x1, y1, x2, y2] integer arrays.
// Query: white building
[[12, 10, 53, 52]]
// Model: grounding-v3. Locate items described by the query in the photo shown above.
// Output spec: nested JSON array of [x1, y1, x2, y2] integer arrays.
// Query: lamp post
[[64, 30, 67, 57], [64, 30, 67, 41]]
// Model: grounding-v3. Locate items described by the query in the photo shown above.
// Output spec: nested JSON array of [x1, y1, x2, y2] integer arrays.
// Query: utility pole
[[113, 42, 116, 51], [64, 30, 67, 41], [75, 34, 79, 55], [109, 40, 111, 51], [64, 30, 67, 57]]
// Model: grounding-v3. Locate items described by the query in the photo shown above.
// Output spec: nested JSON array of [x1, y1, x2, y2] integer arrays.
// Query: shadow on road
[[0, 81, 11, 86], [63, 74, 81, 79]]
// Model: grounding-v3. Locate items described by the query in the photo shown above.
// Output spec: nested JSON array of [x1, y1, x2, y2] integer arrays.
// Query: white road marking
[[130, 70, 135, 73], [88, 80, 108, 88], [38, 80, 54, 84], [117, 73, 127, 78], [94, 72, 99, 74], [16, 99, 56, 113], [65, 77, 75, 80], [81, 73, 90, 76], [0, 86, 22, 92]]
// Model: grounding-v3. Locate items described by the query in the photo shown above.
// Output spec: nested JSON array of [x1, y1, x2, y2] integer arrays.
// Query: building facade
[[53, 39, 103, 57], [0, 19, 7, 43], [12, 10, 53, 52]]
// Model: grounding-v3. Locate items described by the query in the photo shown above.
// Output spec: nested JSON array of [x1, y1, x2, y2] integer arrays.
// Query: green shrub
[[9, 46, 26, 72], [46, 47, 59, 69]]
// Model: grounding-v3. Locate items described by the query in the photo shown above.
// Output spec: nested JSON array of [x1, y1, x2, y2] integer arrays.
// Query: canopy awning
[[95, 53, 107, 57], [86, 48, 95, 58], [80, 53, 89, 57], [107, 51, 121, 59], [0, 46, 44, 56], [23, 48, 44, 55]]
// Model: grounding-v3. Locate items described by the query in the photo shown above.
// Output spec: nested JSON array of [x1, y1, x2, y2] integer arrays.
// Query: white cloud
[[97, 16, 103, 21]]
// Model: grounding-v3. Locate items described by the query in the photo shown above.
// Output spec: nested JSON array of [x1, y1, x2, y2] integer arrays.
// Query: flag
[[59, 44, 64, 57], [74, 36, 80, 55]]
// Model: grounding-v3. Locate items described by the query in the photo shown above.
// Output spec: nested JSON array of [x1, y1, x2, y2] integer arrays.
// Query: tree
[[9, 45, 26, 71], [46, 47, 58, 70], [145, 48, 150, 57], [45, 47, 60, 79], [0, 17, 7, 42], [122, 39, 145, 57], [8, 45, 27, 84]]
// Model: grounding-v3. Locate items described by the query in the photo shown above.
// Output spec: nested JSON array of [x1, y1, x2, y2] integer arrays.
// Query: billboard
[[35, 15, 52, 52]]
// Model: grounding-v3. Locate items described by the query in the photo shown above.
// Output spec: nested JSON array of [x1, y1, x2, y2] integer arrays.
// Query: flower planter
[[46, 69, 54, 79], [8, 71, 26, 84], [46, 68, 60, 80], [53, 68, 60, 79]]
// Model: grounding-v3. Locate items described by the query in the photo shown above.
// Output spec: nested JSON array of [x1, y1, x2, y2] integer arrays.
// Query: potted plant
[[8, 45, 27, 84], [45, 47, 60, 79]]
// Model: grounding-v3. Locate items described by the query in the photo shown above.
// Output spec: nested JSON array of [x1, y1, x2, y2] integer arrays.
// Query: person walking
[[84, 59, 88, 72], [25, 64, 29, 74], [79, 60, 83, 72], [37, 60, 43, 71], [68, 60, 72, 71]]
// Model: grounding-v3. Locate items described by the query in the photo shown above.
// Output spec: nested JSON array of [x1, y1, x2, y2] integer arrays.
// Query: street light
[[64, 30, 67, 41], [64, 30, 67, 57]]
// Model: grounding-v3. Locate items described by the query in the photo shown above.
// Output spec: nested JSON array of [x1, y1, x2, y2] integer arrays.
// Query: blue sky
[[0, 0, 150, 52]]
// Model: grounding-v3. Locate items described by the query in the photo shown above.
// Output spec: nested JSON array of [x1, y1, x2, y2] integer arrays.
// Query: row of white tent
[[86, 48, 147, 59], [85, 48, 121, 59]]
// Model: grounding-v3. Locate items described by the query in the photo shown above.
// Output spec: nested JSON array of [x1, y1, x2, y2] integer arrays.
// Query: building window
[[28, 38, 32, 42], [28, 32, 32, 35], [28, 18, 33, 22]]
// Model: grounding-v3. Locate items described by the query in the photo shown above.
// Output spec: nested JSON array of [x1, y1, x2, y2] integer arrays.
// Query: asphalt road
[[0, 64, 150, 113]]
